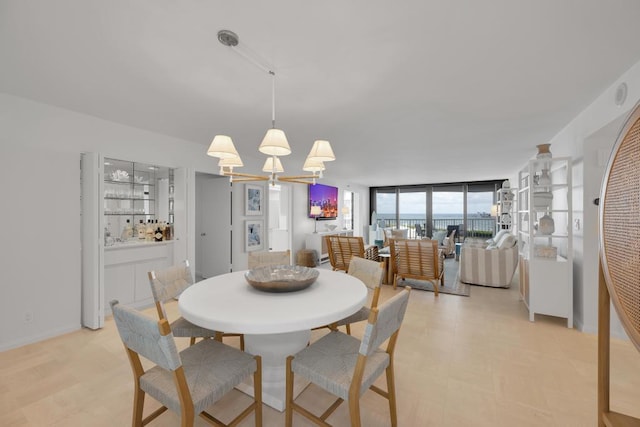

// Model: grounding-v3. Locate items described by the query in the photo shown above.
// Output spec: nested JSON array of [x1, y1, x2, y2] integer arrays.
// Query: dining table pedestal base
[[236, 330, 312, 412]]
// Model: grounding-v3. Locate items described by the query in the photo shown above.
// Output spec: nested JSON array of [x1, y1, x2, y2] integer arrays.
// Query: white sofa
[[458, 230, 518, 288]]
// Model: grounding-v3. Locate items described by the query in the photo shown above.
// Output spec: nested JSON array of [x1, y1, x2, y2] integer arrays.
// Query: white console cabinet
[[305, 230, 353, 264]]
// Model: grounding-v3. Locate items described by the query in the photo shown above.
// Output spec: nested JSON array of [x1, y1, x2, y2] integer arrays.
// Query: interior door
[[172, 167, 190, 266], [80, 152, 104, 329], [196, 173, 231, 278]]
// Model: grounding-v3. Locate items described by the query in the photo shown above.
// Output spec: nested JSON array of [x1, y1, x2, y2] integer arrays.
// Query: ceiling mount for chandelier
[[207, 29, 336, 185]]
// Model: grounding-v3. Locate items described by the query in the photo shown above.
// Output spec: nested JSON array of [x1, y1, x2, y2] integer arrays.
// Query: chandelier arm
[[277, 177, 319, 185], [278, 174, 320, 180], [222, 171, 270, 181], [227, 177, 269, 182]]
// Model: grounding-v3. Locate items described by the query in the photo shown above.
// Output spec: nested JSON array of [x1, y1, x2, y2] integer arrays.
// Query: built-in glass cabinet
[[103, 158, 174, 244]]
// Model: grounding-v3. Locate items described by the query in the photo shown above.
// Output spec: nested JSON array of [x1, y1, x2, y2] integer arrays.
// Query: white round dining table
[[178, 269, 367, 411]]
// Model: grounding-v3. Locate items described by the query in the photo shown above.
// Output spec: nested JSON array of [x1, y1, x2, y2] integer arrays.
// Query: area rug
[[398, 258, 470, 297]]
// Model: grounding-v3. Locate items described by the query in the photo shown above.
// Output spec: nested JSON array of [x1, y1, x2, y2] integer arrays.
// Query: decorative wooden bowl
[[245, 265, 319, 293]]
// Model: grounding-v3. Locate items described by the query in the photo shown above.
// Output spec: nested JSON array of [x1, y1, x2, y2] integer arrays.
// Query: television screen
[[308, 183, 338, 220]]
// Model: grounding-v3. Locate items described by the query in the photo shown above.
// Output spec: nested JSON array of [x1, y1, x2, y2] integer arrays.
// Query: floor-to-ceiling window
[[466, 183, 497, 238], [370, 180, 501, 239], [399, 187, 427, 238], [374, 188, 397, 228], [432, 184, 464, 238]]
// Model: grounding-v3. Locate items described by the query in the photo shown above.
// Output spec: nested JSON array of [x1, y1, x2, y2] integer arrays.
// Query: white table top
[[179, 269, 367, 334]]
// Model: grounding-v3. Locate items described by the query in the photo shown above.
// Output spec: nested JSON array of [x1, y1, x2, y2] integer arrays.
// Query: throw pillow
[[497, 234, 516, 250], [494, 229, 510, 243]]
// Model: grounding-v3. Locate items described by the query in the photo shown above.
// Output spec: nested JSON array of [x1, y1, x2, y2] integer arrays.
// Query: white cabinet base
[[305, 230, 353, 264], [104, 241, 174, 314]]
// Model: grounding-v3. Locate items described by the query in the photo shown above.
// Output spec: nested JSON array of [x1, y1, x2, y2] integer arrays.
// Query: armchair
[[458, 231, 518, 288], [325, 235, 379, 272], [390, 238, 444, 295]]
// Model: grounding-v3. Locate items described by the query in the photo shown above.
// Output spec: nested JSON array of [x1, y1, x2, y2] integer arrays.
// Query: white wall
[[542, 61, 640, 337], [0, 93, 370, 350]]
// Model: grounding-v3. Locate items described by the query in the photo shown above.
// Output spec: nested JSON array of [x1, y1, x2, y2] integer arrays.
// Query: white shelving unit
[[517, 156, 573, 328], [496, 187, 517, 233]]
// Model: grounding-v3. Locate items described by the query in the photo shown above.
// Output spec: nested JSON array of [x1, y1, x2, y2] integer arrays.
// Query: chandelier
[[207, 30, 336, 185]]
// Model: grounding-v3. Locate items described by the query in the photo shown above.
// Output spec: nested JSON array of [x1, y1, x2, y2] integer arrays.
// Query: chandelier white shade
[[307, 140, 336, 162], [302, 156, 325, 174], [262, 157, 284, 174], [259, 129, 291, 156], [207, 135, 239, 159]]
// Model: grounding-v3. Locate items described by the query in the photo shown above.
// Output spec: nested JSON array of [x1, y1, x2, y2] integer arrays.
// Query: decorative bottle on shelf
[[154, 221, 163, 242], [164, 223, 172, 241], [137, 220, 145, 239], [121, 219, 133, 241], [160, 221, 168, 240], [145, 220, 154, 241]]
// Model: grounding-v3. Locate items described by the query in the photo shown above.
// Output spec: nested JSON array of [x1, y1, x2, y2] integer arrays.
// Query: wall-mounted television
[[308, 183, 338, 220]]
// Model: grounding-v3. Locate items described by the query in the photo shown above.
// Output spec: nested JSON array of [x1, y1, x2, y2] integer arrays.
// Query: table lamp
[[341, 206, 350, 229], [310, 206, 322, 233]]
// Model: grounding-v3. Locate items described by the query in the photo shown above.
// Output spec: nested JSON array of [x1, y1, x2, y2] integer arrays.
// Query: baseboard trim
[[0, 323, 81, 352]]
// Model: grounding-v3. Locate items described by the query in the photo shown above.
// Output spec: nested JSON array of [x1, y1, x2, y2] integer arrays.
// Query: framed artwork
[[245, 184, 263, 216], [245, 220, 264, 252]]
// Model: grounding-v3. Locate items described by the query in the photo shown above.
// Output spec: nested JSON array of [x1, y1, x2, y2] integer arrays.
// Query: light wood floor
[[2, 278, 639, 426]]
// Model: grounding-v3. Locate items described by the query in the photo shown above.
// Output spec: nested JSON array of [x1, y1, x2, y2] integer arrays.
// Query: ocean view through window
[[370, 181, 502, 239]]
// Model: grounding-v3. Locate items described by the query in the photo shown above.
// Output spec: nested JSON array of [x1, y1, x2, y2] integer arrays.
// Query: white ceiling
[[2, 1, 640, 187]]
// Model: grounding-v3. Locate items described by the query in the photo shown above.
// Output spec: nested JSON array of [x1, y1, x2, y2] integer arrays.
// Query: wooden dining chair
[[325, 235, 378, 272], [285, 287, 411, 427], [110, 300, 262, 427], [390, 238, 444, 295], [334, 256, 384, 335], [148, 260, 244, 350], [248, 250, 291, 269]]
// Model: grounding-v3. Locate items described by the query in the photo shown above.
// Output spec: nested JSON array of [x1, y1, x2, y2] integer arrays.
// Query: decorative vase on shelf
[[536, 143, 552, 159], [538, 168, 552, 186], [539, 214, 555, 235]]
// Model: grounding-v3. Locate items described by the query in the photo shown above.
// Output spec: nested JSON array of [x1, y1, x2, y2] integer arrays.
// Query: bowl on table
[[244, 265, 319, 293]]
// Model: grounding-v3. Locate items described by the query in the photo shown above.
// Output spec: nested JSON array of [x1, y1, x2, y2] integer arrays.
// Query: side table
[[378, 252, 394, 285], [455, 242, 462, 261]]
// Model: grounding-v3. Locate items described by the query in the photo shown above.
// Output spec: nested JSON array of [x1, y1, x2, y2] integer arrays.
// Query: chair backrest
[[446, 225, 459, 238], [326, 235, 365, 271], [383, 228, 408, 246], [110, 300, 181, 371], [248, 250, 291, 269], [348, 256, 384, 308], [442, 229, 456, 254], [390, 238, 441, 279], [359, 287, 411, 356], [148, 260, 194, 303], [348, 256, 383, 291]]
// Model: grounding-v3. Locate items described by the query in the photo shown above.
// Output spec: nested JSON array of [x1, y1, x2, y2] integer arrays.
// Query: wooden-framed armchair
[[325, 235, 379, 272], [390, 238, 445, 295]]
